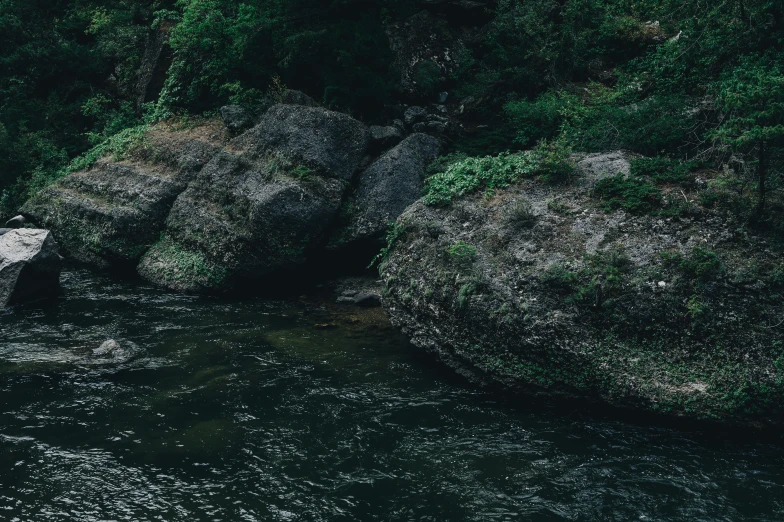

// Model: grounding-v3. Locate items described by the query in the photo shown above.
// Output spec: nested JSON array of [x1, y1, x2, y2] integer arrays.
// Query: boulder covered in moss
[[21, 120, 227, 268], [138, 104, 370, 292], [380, 173, 784, 425], [244, 104, 370, 181]]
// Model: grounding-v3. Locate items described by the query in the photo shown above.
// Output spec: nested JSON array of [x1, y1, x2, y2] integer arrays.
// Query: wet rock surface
[[0, 229, 62, 307]]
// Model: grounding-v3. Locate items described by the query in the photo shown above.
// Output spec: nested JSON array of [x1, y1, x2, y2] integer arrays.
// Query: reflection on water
[[1, 270, 783, 521]]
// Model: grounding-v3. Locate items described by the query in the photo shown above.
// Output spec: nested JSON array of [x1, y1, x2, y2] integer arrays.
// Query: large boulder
[[342, 133, 441, 245], [244, 104, 370, 181], [574, 151, 636, 186], [381, 173, 784, 425], [0, 229, 62, 307], [138, 104, 370, 292], [22, 120, 226, 268]]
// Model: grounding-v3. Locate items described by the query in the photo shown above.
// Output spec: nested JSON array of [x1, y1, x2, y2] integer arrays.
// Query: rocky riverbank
[[21, 92, 439, 293], [14, 97, 784, 425]]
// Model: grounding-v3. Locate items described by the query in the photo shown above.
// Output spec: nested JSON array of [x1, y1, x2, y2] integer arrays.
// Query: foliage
[[370, 221, 408, 269], [503, 198, 537, 229], [446, 240, 477, 260], [0, 0, 162, 218], [630, 157, 699, 186], [592, 175, 661, 213], [661, 248, 724, 283], [424, 141, 573, 206]]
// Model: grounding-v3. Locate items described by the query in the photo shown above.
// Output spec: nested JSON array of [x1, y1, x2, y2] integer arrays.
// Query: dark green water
[[2, 270, 784, 521]]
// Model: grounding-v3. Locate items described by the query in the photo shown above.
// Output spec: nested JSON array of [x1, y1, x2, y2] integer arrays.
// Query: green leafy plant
[[370, 221, 407, 269], [447, 240, 477, 260], [593, 175, 661, 213]]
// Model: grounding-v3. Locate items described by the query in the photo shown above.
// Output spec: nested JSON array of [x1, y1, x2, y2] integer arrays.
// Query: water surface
[[1, 270, 783, 521]]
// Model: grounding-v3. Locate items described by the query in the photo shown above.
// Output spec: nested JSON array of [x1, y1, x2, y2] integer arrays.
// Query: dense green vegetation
[[2, 0, 783, 228]]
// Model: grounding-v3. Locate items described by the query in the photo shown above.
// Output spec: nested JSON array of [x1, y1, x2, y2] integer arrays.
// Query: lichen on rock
[[380, 173, 784, 424]]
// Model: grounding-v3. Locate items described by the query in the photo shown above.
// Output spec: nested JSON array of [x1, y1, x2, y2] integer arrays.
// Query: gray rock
[[5, 215, 26, 228], [279, 89, 319, 107], [138, 104, 368, 292], [93, 339, 123, 357], [353, 292, 381, 307], [240, 104, 370, 181], [369, 125, 404, 153], [438, 91, 449, 104], [90, 339, 141, 364], [380, 170, 784, 424], [22, 120, 226, 269], [0, 229, 12, 236], [404, 106, 428, 126], [0, 229, 62, 307], [574, 151, 635, 186], [220, 105, 256, 134], [345, 133, 441, 243]]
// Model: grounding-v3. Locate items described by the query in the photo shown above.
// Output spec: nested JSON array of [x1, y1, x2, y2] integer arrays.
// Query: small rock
[[4, 215, 26, 228], [438, 91, 449, 104], [404, 106, 428, 126], [314, 323, 337, 329], [658, 281, 667, 288], [341, 289, 359, 297], [93, 339, 123, 357], [353, 293, 382, 307], [279, 89, 318, 107], [369, 125, 404, 153], [336, 296, 356, 304]]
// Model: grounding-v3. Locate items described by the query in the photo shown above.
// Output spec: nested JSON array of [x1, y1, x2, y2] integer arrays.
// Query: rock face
[[574, 151, 636, 185], [246, 104, 370, 181], [345, 133, 441, 244], [22, 120, 226, 268], [20, 101, 448, 294], [0, 229, 62, 307], [380, 176, 784, 424], [138, 104, 370, 292], [220, 105, 256, 135], [369, 125, 404, 153]]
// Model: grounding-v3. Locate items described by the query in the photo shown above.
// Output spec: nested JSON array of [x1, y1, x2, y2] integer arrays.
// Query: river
[[1, 269, 783, 521]]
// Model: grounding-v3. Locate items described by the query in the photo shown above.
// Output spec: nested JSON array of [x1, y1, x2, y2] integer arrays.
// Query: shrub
[[424, 141, 574, 206], [630, 157, 699, 186], [680, 248, 723, 281], [593, 175, 661, 213], [504, 198, 536, 229], [424, 151, 542, 206], [541, 264, 578, 290], [447, 240, 478, 260]]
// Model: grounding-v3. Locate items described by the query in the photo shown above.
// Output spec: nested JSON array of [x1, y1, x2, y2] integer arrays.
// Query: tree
[[713, 58, 784, 218]]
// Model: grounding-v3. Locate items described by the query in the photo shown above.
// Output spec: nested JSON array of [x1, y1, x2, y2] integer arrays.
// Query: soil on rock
[[22, 120, 227, 268]]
